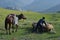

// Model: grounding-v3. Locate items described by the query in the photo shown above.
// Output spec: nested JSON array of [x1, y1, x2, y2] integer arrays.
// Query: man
[[35, 17, 47, 32]]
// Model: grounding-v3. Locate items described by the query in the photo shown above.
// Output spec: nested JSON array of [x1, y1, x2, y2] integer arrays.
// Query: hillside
[[43, 4, 60, 12], [0, 8, 60, 40]]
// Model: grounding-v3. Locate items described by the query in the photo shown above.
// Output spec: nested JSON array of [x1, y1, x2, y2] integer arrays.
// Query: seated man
[[35, 17, 47, 32]]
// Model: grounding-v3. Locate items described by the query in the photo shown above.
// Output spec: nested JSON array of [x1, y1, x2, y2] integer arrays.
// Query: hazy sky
[[36, 0, 60, 10], [0, 0, 60, 11], [0, 0, 34, 7], [38, 0, 60, 5]]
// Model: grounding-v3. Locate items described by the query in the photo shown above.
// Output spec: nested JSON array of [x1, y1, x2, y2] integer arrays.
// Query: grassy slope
[[0, 8, 60, 40]]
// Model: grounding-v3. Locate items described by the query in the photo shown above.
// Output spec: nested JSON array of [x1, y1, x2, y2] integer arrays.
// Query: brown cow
[[5, 13, 26, 35], [32, 22, 56, 34]]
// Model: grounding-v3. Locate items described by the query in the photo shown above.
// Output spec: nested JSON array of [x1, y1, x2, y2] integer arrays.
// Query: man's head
[[42, 17, 45, 19]]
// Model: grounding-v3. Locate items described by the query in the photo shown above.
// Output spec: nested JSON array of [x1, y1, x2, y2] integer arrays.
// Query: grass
[[0, 8, 60, 40]]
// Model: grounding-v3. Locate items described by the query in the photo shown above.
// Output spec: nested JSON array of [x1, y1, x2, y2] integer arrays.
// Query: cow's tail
[[5, 18, 8, 30]]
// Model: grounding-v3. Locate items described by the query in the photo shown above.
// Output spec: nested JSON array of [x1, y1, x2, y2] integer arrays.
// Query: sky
[[0, 0, 34, 7], [0, 0, 60, 11], [38, 0, 60, 11]]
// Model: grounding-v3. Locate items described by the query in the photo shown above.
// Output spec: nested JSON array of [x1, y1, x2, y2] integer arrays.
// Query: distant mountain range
[[43, 4, 60, 12], [22, 4, 60, 13], [22, 0, 42, 11], [0, 0, 60, 12]]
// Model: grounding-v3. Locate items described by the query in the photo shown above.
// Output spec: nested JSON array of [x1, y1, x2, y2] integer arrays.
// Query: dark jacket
[[37, 19, 46, 27]]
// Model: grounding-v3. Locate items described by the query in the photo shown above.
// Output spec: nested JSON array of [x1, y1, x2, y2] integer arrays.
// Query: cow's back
[[6, 14, 15, 23]]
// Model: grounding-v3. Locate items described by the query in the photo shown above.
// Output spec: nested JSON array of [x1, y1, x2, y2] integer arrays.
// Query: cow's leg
[[15, 24, 18, 32], [9, 23, 11, 35], [12, 23, 14, 33]]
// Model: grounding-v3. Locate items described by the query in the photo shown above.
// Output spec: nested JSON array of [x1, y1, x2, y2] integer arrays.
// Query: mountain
[[0, 0, 41, 11], [43, 4, 60, 12], [0, 0, 60, 12], [22, 0, 42, 12], [22, 0, 60, 12]]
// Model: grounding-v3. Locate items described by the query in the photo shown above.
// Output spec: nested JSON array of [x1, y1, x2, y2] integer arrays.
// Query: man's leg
[[33, 24, 39, 32], [39, 25, 44, 32]]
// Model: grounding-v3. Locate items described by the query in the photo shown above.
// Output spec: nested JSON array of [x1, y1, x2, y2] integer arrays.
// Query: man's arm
[[43, 21, 47, 27]]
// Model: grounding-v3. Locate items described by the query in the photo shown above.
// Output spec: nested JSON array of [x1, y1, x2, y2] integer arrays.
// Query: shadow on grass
[[0, 32, 6, 35], [20, 27, 33, 35], [46, 35, 60, 39], [19, 26, 46, 35], [0, 28, 5, 31], [0, 28, 6, 35]]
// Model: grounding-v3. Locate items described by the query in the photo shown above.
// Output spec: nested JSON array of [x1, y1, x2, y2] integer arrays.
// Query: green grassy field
[[0, 8, 60, 40]]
